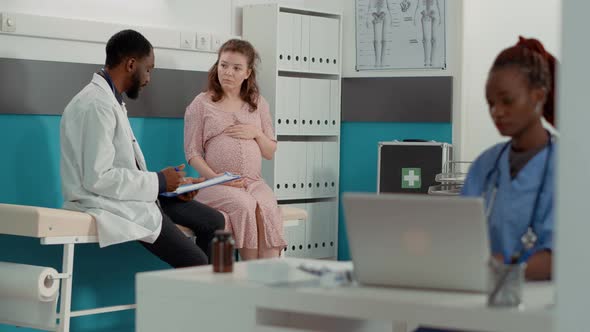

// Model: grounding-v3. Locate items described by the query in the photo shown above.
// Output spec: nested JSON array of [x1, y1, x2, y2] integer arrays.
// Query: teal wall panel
[[0, 115, 192, 332]]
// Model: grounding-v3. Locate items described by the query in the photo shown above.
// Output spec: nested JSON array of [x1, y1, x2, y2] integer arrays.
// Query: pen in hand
[[174, 165, 189, 184], [162, 164, 187, 192]]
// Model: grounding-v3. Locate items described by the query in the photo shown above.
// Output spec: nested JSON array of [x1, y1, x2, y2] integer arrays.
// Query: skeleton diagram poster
[[355, 0, 446, 70]]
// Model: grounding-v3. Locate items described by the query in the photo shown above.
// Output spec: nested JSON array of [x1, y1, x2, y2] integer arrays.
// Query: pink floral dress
[[184, 92, 285, 249]]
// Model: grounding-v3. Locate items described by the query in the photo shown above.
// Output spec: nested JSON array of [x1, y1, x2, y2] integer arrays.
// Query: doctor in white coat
[[61, 30, 225, 267]]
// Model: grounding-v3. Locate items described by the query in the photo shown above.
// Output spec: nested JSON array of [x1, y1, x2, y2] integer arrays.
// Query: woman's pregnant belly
[[205, 134, 262, 177]]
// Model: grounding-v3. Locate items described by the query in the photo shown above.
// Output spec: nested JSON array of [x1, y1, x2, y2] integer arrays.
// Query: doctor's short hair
[[105, 30, 153, 68], [490, 36, 557, 126]]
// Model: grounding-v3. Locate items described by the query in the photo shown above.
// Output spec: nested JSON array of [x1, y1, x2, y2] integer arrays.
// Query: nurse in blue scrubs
[[461, 37, 558, 281], [416, 35, 557, 332]]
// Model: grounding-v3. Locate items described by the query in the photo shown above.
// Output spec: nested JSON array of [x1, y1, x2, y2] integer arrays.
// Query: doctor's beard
[[126, 71, 142, 100]]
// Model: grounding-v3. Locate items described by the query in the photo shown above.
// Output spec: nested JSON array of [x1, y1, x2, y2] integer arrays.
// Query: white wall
[[556, 2, 590, 330], [0, 0, 231, 70], [460, 0, 561, 161], [0, 0, 230, 32]]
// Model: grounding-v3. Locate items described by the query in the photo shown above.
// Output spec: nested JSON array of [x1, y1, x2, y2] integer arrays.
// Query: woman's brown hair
[[491, 36, 558, 125], [207, 39, 261, 112]]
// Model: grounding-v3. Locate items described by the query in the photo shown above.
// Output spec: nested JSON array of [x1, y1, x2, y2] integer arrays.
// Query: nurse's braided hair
[[491, 36, 557, 126]]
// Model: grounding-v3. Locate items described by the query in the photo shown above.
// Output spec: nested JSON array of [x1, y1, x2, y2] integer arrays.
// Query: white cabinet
[[243, 4, 342, 259]]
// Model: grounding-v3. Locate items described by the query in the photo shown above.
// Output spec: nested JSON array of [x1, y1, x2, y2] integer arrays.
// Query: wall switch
[[1, 13, 16, 33], [196, 32, 211, 51], [180, 32, 195, 49]]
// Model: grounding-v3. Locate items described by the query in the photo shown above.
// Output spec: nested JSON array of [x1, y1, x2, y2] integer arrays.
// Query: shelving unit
[[243, 4, 342, 259]]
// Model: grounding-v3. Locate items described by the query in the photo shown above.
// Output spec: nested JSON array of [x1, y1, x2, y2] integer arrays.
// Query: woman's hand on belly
[[224, 123, 261, 140]]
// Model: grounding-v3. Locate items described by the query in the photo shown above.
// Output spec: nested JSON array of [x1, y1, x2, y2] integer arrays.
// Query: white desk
[[136, 258, 554, 332]]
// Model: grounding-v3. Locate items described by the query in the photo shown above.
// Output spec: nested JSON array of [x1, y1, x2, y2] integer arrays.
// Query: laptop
[[343, 193, 490, 293]]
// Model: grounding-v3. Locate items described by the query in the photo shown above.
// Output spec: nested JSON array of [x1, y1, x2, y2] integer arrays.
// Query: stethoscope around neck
[[483, 134, 554, 259]]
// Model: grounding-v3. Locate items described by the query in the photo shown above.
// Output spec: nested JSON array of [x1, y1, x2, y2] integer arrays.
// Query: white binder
[[278, 12, 293, 70], [305, 141, 323, 197], [282, 202, 307, 258], [316, 79, 331, 135], [294, 141, 308, 197], [300, 78, 331, 135], [326, 17, 340, 74], [276, 76, 300, 135], [323, 141, 339, 196], [291, 14, 303, 70], [274, 141, 289, 198], [301, 15, 311, 71], [329, 80, 341, 135], [309, 16, 332, 73], [299, 78, 314, 135], [307, 200, 337, 258], [277, 141, 308, 199]]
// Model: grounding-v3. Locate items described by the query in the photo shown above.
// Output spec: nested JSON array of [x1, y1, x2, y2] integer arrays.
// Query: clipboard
[[159, 172, 241, 197]]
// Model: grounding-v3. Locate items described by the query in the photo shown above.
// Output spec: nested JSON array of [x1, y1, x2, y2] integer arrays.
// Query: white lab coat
[[60, 74, 162, 247]]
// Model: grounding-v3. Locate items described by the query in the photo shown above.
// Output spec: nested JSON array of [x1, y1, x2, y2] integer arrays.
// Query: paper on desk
[[246, 260, 319, 286], [160, 172, 240, 197]]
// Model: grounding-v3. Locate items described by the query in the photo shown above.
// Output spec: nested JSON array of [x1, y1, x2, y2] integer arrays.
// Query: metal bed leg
[[57, 243, 74, 332]]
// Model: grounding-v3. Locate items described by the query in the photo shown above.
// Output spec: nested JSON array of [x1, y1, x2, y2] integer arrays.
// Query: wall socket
[[211, 35, 224, 52], [180, 32, 195, 49], [196, 32, 211, 51], [1, 13, 16, 33]]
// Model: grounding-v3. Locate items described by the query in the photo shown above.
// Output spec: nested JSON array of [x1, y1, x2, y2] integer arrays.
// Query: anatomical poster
[[356, 0, 447, 70]]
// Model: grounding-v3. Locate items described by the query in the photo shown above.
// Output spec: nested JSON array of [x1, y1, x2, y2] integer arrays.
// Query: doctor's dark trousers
[[139, 197, 225, 268]]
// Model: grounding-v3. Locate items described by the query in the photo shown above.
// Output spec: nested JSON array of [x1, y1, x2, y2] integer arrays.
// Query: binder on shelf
[[299, 78, 314, 135], [310, 16, 331, 73], [306, 200, 337, 259], [291, 14, 303, 70], [305, 141, 323, 197], [294, 142, 308, 197], [329, 80, 341, 135], [326, 17, 340, 74], [276, 76, 300, 135], [274, 141, 290, 198], [299, 78, 331, 135], [301, 15, 311, 71], [323, 141, 339, 196], [275, 141, 308, 199], [317, 79, 331, 133], [282, 202, 307, 258], [278, 12, 293, 70]]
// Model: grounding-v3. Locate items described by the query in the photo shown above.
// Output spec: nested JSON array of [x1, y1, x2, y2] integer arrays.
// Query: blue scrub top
[[461, 141, 555, 259]]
